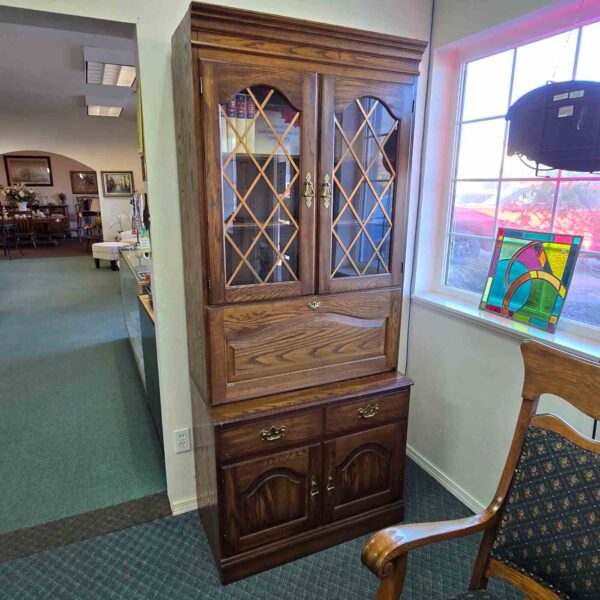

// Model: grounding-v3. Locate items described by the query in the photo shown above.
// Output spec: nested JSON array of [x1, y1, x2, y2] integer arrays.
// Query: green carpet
[[0, 256, 166, 534]]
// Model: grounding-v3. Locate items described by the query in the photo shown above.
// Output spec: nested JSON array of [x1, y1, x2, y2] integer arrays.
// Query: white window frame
[[413, 4, 600, 355]]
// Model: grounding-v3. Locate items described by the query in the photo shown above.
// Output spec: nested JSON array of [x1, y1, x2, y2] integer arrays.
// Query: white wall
[[0, 114, 141, 240], [407, 0, 600, 512], [0, 0, 433, 513]]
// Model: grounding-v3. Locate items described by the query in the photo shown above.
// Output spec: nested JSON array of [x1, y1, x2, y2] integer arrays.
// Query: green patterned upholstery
[[491, 425, 600, 599], [449, 593, 499, 600]]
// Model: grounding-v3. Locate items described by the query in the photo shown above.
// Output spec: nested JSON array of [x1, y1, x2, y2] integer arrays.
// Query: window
[[446, 21, 600, 329]]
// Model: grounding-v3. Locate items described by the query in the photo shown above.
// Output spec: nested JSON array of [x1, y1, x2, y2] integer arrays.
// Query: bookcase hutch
[[172, 3, 427, 583]]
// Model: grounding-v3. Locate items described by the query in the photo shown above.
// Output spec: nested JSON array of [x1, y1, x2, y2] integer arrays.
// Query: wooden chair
[[77, 210, 103, 251], [48, 214, 69, 244], [363, 340, 600, 600], [12, 211, 37, 248], [0, 215, 23, 259]]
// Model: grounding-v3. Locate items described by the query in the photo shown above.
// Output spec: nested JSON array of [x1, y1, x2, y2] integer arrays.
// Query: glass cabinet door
[[201, 61, 317, 304], [318, 76, 415, 293]]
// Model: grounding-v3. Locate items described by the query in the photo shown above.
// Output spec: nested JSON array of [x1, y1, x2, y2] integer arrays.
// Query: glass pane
[[502, 152, 557, 179], [220, 85, 301, 287], [446, 234, 494, 294], [332, 97, 397, 278], [576, 21, 600, 81], [462, 50, 514, 121], [554, 181, 600, 252], [497, 181, 555, 232], [511, 31, 577, 103], [561, 252, 600, 327], [456, 119, 505, 179], [451, 181, 497, 237]]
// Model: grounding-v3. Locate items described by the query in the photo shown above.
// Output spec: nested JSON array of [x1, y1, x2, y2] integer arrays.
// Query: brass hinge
[[198, 73, 203, 95], [207, 275, 211, 290]]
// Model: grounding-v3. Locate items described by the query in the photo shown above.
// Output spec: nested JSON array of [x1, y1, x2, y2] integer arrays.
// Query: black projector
[[506, 80, 600, 173]]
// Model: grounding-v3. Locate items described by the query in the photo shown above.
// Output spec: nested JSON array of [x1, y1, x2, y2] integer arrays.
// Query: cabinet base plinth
[[215, 501, 404, 584]]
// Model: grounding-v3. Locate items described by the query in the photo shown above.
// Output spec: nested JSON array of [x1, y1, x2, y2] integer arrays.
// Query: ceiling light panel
[[87, 105, 123, 117], [87, 61, 136, 87]]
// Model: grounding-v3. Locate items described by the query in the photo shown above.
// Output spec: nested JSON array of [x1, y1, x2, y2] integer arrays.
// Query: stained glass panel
[[479, 228, 582, 332]]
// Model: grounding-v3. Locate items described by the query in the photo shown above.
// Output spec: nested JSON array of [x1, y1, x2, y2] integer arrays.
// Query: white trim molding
[[412, 291, 599, 361], [407, 444, 486, 514], [169, 495, 199, 516]]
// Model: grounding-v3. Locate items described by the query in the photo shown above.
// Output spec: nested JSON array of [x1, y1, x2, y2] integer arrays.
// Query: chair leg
[[94, 258, 100, 269], [374, 555, 408, 600], [110, 260, 118, 271]]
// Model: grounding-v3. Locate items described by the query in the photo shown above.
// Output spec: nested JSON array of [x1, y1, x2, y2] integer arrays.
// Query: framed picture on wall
[[101, 171, 134, 197], [4, 155, 53, 186], [70, 170, 98, 194]]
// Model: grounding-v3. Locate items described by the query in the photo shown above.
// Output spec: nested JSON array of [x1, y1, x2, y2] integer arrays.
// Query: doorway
[[0, 6, 166, 557]]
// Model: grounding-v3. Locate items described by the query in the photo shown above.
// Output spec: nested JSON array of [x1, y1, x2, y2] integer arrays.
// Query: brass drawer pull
[[357, 403, 379, 419], [308, 301, 321, 310], [310, 475, 320, 497], [322, 174, 332, 209], [326, 475, 335, 494], [260, 425, 287, 442], [304, 172, 315, 208]]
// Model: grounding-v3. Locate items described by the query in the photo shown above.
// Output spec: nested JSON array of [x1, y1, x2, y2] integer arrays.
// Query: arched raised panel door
[[221, 445, 321, 556], [200, 60, 317, 304], [318, 76, 415, 293], [322, 423, 405, 523]]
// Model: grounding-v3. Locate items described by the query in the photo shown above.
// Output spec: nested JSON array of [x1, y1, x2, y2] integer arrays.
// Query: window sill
[[411, 291, 599, 362]]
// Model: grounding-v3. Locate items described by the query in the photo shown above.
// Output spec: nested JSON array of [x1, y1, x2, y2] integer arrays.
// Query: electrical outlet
[[174, 427, 191, 453]]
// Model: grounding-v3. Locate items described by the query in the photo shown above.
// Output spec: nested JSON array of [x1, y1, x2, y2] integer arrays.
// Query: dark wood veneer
[[172, 2, 426, 583]]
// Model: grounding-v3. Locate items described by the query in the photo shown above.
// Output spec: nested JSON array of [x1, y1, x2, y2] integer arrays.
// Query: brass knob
[[310, 475, 320, 497], [322, 174, 332, 209], [308, 301, 320, 310], [260, 425, 287, 441], [357, 403, 379, 419], [304, 172, 315, 208]]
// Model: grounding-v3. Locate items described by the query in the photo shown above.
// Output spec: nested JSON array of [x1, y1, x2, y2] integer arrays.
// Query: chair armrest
[[362, 502, 501, 577]]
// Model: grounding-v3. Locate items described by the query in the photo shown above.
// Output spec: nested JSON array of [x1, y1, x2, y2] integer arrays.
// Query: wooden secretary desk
[[172, 3, 427, 583]]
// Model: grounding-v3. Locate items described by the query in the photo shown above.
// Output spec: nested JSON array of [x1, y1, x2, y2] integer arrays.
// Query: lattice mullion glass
[[220, 85, 301, 287], [331, 97, 398, 278]]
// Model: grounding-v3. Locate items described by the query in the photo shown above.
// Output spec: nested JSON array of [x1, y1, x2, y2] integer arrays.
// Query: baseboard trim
[[170, 495, 200, 516], [407, 445, 485, 514]]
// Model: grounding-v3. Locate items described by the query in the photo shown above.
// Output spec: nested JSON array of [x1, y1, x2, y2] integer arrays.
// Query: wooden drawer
[[218, 410, 322, 463], [207, 289, 401, 404], [325, 390, 409, 437]]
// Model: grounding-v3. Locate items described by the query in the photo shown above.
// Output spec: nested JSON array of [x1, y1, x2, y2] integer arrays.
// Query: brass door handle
[[310, 476, 320, 497], [326, 475, 335, 494], [304, 172, 315, 208], [260, 425, 287, 442], [357, 403, 379, 419], [321, 174, 332, 209], [308, 301, 320, 310]]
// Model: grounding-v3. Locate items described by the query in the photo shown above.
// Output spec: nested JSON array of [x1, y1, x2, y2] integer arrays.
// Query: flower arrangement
[[0, 184, 37, 205]]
